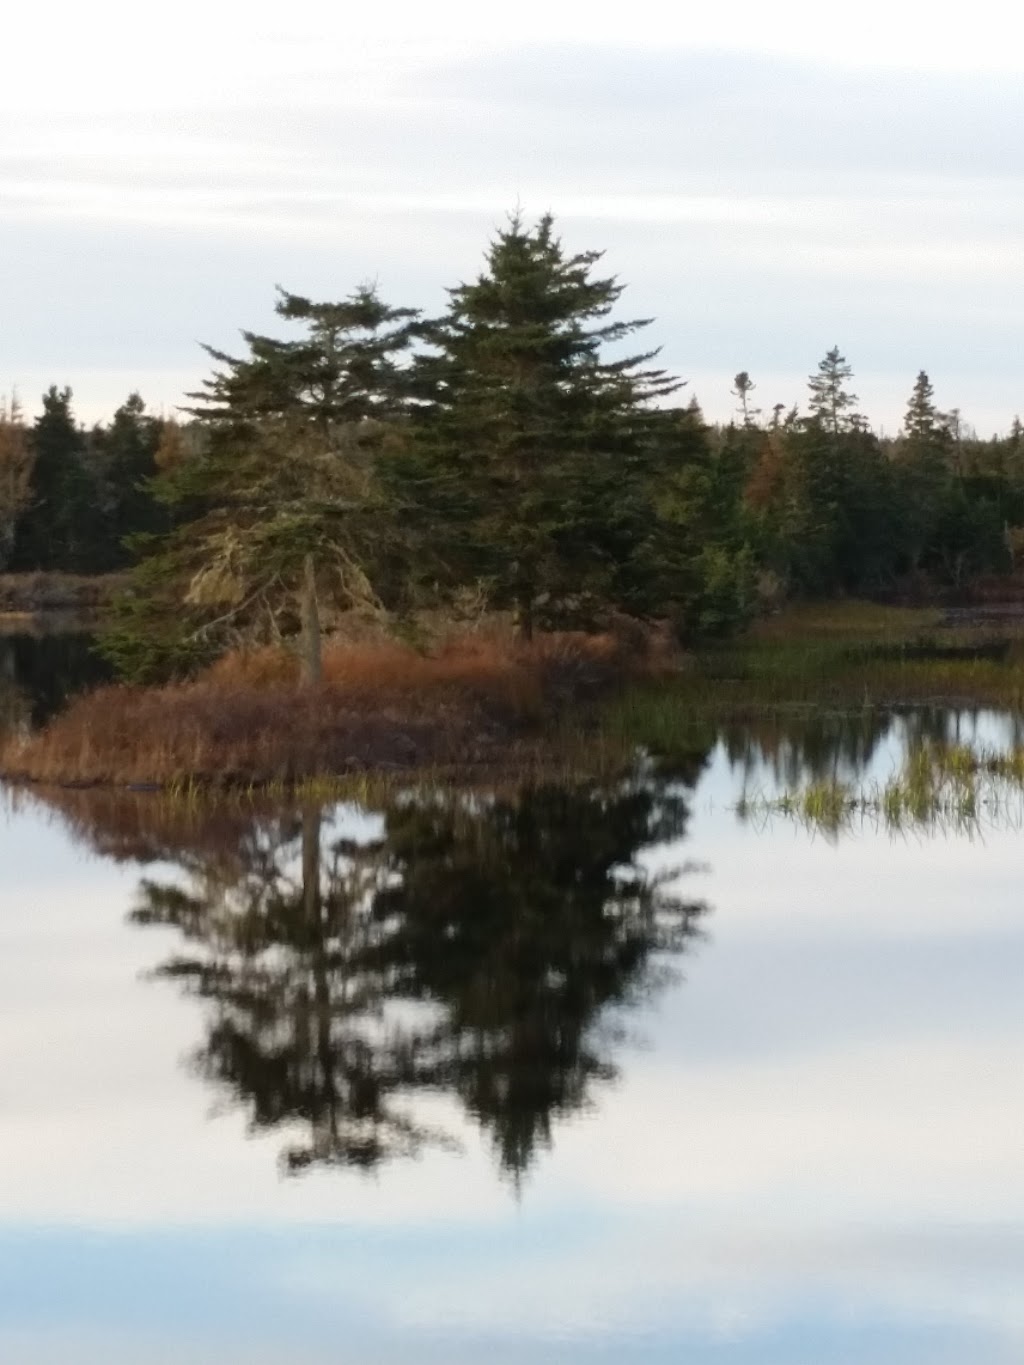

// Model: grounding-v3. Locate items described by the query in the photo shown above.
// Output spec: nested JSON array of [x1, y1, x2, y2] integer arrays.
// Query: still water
[[1, 653, 1023, 1363]]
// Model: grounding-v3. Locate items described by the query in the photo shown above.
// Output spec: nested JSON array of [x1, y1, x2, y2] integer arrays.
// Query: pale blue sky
[[3, 1, 1024, 433]]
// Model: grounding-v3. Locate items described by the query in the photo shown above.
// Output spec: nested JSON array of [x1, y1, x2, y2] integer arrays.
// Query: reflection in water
[[721, 710, 894, 787], [721, 706, 1024, 790], [0, 631, 111, 732], [57, 777, 708, 1182], [4, 709, 1024, 1363]]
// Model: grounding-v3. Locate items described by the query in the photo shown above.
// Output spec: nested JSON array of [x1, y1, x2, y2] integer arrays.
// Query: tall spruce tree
[[786, 349, 901, 591], [903, 369, 942, 443], [896, 370, 951, 574], [403, 213, 679, 636], [807, 347, 861, 436], [104, 286, 419, 683]]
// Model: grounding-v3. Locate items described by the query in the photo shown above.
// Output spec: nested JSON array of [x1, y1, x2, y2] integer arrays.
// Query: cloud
[[3, 40, 1024, 427]]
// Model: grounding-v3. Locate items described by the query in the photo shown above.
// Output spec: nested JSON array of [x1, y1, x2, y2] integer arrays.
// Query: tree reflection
[[722, 710, 895, 787], [124, 777, 707, 1182], [132, 807, 437, 1170], [365, 783, 703, 1176], [722, 707, 1024, 791], [0, 630, 111, 734]]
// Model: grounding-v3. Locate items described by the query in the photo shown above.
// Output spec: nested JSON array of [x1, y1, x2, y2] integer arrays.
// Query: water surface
[[2, 672, 1023, 1362]]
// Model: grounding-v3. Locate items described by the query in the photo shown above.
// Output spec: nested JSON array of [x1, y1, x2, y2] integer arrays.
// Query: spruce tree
[[789, 351, 901, 591], [807, 347, 861, 436], [13, 387, 91, 571], [88, 393, 165, 569], [897, 370, 952, 575], [625, 400, 754, 640], [104, 286, 419, 682], [903, 370, 941, 442], [404, 213, 679, 636]]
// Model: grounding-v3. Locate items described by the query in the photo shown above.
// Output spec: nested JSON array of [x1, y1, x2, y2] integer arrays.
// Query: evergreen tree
[[105, 286, 419, 682], [807, 347, 861, 436], [0, 396, 32, 571], [402, 213, 679, 636], [95, 393, 165, 564], [896, 370, 952, 575], [638, 403, 755, 640], [783, 348, 903, 592], [13, 387, 92, 571], [903, 369, 941, 442]]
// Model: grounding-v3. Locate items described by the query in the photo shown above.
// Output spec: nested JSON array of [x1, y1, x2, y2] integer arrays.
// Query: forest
[[3, 212, 1024, 684]]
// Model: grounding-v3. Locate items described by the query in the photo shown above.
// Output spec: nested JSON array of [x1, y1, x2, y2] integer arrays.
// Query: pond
[[1, 646, 1023, 1363], [0, 629, 111, 732]]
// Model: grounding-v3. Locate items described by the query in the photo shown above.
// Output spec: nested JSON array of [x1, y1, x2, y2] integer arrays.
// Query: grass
[[739, 739, 1024, 837], [0, 629, 648, 788], [600, 600, 1024, 764], [2, 775, 412, 864], [8, 597, 1024, 789]]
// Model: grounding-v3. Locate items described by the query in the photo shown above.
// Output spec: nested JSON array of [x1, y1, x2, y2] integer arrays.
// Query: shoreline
[[4, 601, 1024, 792], [0, 572, 124, 622], [0, 630, 651, 790]]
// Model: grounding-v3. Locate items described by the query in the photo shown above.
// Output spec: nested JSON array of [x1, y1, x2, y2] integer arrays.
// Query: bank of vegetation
[[6, 212, 1024, 784], [603, 600, 1024, 761], [0, 628, 659, 786]]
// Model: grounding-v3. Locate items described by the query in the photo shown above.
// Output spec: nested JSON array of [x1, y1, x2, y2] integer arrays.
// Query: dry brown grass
[[1, 628, 651, 788]]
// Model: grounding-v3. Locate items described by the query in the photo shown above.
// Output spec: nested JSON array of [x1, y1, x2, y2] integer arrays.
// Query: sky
[[2, 0, 1024, 433]]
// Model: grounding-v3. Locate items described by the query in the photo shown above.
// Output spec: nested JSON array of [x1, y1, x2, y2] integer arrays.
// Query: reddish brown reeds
[[0, 629, 651, 788]]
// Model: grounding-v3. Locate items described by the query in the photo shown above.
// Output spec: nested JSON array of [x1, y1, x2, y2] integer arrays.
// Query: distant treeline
[[4, 212, 1024, 679], [0, 388, 168, 576]]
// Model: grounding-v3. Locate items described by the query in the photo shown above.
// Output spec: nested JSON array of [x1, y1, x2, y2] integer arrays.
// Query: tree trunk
[[300, 553, 322, 685], [303, 808, 339, 1155], [517, 592, 535, 643]]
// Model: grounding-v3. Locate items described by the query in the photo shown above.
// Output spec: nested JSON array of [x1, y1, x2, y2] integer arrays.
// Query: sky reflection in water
[[1, 708, 1023, 1362]]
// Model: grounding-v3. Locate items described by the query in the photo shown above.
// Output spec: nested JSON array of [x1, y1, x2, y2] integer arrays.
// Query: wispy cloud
[[3, 28, 1023, 428]]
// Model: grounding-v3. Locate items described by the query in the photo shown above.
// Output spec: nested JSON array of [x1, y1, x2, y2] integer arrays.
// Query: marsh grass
[[0, 629, 649, 788], [740, 739, 1024, 836], [601, 601, 1024, 763], [8, 598, 1024, 790]]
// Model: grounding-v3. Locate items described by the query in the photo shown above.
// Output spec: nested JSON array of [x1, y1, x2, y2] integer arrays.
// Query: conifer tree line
[[4, 212, 1024, 679], [0, 388, 168, 576]]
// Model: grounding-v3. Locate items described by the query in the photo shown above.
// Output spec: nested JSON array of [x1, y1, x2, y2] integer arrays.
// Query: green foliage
[[103, 285, 420, 680], [635, 403, 756, 639], [90, 393, 166, 564], [15, 223, 1024, 683], [0, 395, 32, 570], [674, 544, 756, 642], [806, 346, 862, 435], [13, 387, 92, 571], [397, 212, 680, 635], [100, 535, 221, 682]]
